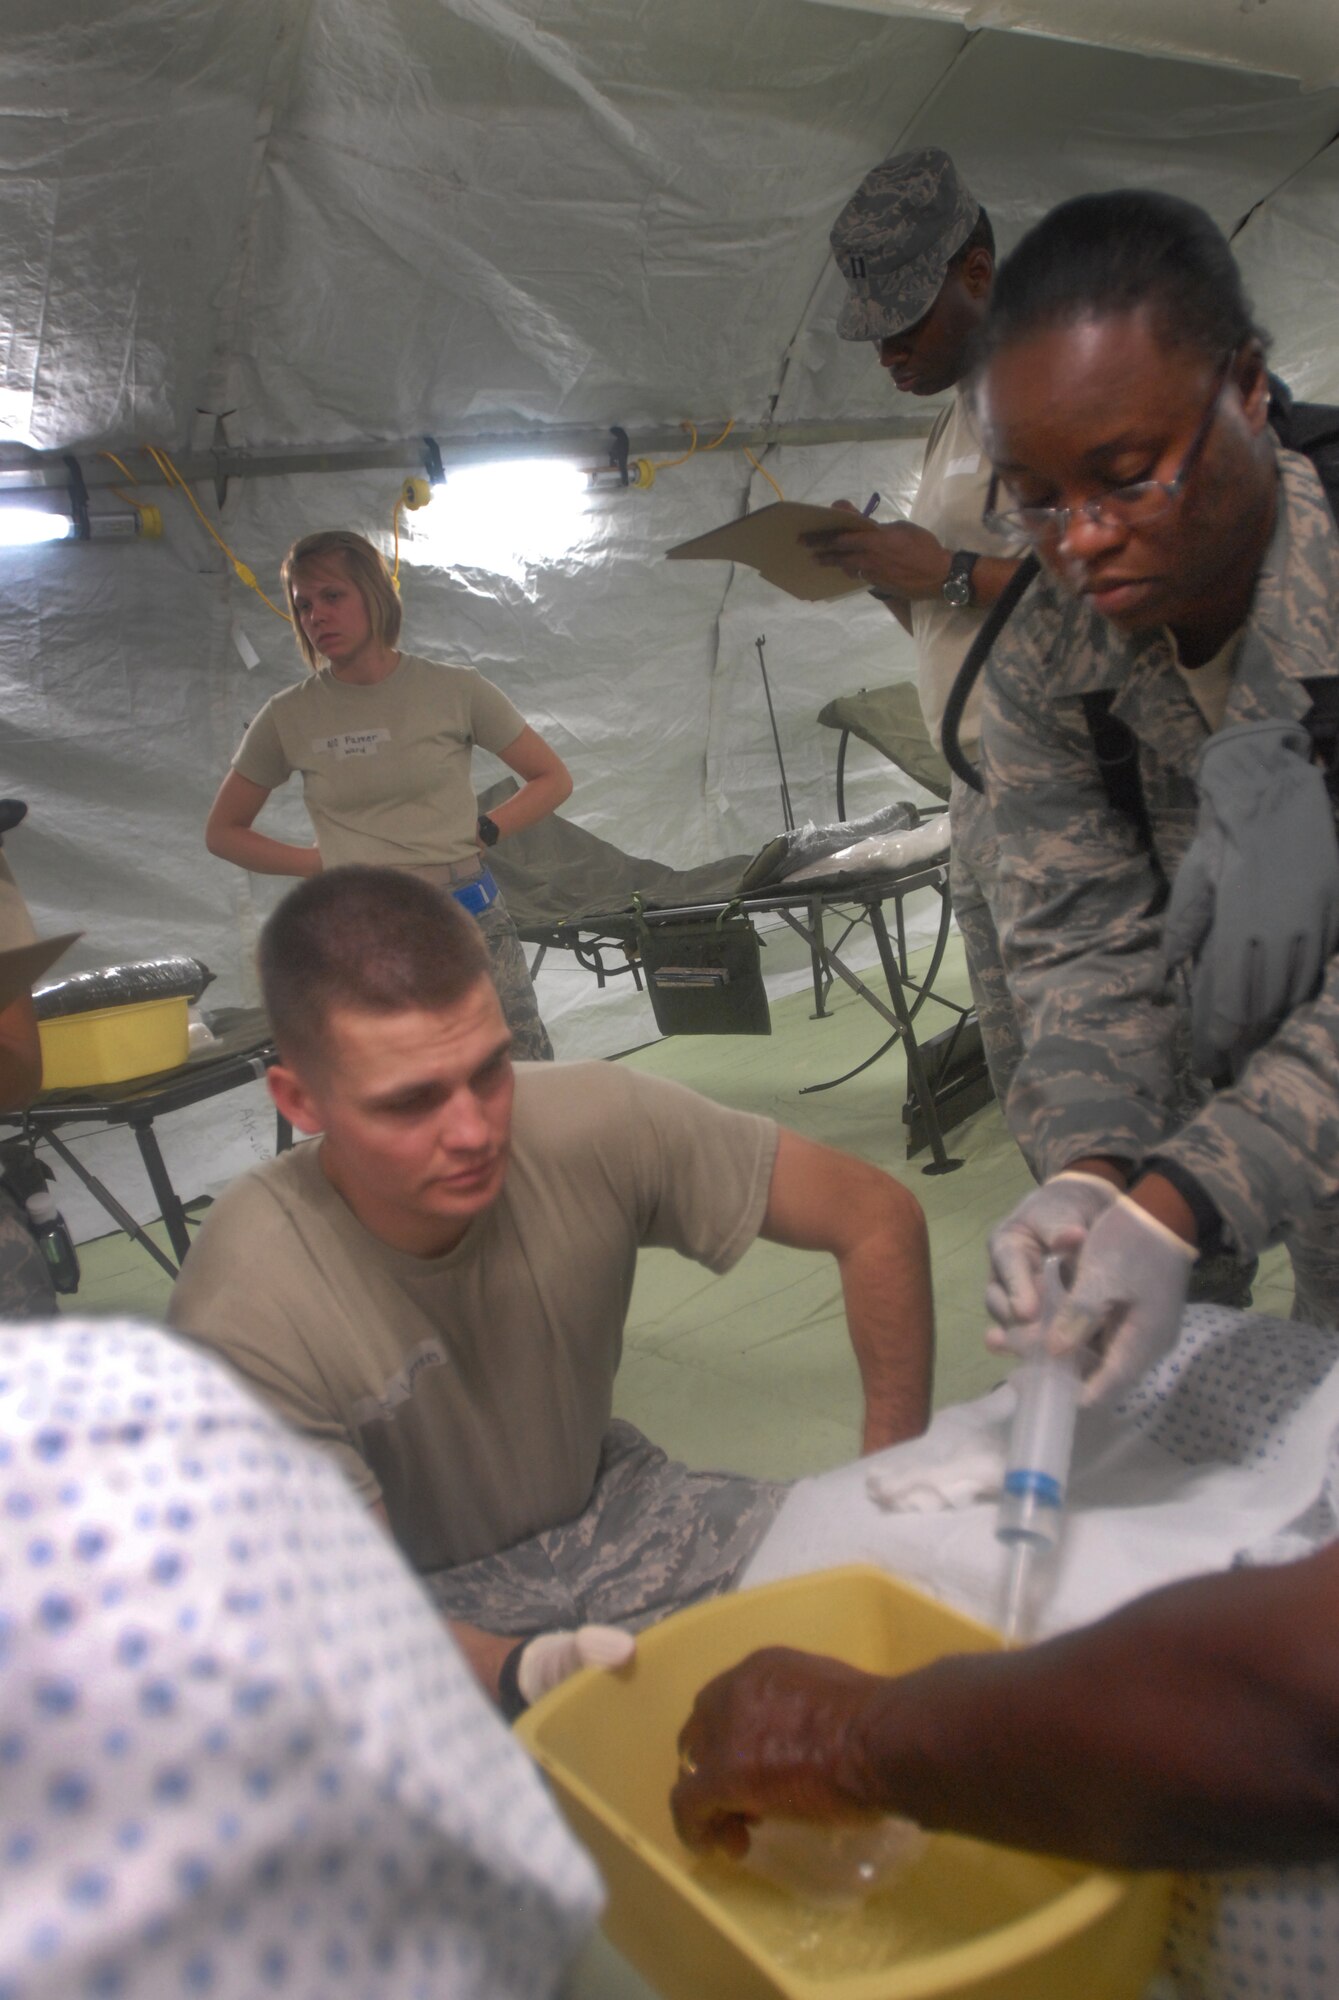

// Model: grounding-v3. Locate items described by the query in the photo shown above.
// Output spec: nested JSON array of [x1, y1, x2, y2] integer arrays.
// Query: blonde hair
[[281, 530, 403, 671]]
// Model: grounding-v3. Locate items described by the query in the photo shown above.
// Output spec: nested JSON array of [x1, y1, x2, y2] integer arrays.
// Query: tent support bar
[[0, 415, 932, 497]]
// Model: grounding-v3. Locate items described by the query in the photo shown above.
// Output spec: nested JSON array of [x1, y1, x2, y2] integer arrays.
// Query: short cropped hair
[[259, 866, 493, 1072], [979, 189, 1266, 366], [280, 531, 403, 672]]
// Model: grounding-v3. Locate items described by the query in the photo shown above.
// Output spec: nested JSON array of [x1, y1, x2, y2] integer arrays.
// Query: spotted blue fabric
[[0, 1319, 601, 2000], [1121, 1306, 1339, 2000]]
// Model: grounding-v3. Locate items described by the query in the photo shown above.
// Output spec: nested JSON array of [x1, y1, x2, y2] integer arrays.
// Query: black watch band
[[1137, 1156, 1227, 1259], [497, 1640, 529, 1722], [476, 813, 500, 849], [942, 549, 979, 609]]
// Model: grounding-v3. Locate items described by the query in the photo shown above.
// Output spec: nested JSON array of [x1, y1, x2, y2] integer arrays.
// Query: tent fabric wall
[[3, 1, 1339, 1232]]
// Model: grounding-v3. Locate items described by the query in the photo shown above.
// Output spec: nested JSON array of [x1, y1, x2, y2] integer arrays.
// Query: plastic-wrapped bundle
[[741, 801, 919, 893], [33, 956, 214, 1020]]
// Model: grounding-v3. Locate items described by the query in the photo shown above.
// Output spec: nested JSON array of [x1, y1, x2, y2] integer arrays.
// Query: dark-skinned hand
[[802, 510, 951, 600], [671, 1646, 885, 1858]]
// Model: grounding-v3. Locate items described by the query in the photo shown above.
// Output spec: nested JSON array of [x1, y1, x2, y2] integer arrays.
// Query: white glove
[[1047, 1194, 1196, 1406], [515, 1624, 636, 1707], [985, 1172, 1118, 1349]]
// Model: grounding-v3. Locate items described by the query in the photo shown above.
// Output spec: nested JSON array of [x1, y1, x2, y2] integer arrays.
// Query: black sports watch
[[476, 813, 500, 848], [941, 549, 979, 609]]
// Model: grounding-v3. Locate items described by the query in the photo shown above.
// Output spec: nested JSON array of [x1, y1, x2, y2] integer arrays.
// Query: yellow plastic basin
[[518, 1565, 1170, 2000], [38, 995, 189, 1090]]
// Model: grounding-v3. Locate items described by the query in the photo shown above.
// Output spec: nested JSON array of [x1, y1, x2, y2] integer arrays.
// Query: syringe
[[996, 1255, 1082, 1644]]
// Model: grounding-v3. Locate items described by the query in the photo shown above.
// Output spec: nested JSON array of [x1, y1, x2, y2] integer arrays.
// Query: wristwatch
[[476, 814, 500, 848], [941, 550, 979, 609]]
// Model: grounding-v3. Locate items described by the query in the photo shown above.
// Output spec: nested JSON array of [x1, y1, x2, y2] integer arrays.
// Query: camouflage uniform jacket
[[978, 447, 1339, 1260]]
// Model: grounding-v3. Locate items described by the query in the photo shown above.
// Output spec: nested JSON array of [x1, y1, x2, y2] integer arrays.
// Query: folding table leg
[[129, 1118, 194, 1266], [866, 902, 964, 1176], [808, 897, 831, 1020], [40, 1127, 182, 1280]]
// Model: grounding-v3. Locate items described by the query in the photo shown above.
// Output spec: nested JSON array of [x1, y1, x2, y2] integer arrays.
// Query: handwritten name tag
[[313, 729, 391, 759]]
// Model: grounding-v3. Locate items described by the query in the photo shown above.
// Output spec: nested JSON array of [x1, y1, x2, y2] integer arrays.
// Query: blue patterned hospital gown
[[1121, 1305, 1339, 2000], [0, 1318, 602, 2000]]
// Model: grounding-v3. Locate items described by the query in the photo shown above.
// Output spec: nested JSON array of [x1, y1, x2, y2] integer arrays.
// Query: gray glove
[[1163, 719, 1339, 1077]]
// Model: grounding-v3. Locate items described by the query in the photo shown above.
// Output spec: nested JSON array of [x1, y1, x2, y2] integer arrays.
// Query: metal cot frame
[[521, 860, 974, 1174]]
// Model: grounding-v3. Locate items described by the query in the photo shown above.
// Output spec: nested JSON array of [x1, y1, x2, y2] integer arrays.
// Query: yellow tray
[[39, 994, 189, 1090], [518, 1564, 1169, 2000]]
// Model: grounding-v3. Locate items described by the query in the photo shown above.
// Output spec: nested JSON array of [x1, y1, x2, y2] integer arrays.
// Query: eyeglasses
[[982, 356, 1232, 543]]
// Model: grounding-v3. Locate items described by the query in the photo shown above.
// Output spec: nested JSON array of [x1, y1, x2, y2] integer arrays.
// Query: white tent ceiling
[[4, 0, 1339, 1226]]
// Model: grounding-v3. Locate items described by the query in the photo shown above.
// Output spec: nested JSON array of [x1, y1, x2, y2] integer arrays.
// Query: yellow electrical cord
[[650, 416, 736, 473], [742, 444, 785, 503], [139, 445, 291, 620], [391, 477, 432, 588], [95, 453, 164, 539]]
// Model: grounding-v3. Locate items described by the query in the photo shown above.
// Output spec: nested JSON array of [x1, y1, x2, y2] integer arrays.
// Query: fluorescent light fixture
[[401, 458, 590, 578], [0, 505, 72, 548]]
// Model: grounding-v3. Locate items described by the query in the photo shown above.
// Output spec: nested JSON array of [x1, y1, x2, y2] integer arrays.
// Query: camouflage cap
[[830, 147, 980, 342]]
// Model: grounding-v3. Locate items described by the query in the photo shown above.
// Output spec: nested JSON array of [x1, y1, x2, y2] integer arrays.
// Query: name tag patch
[[944, 452, 982, 478], [314, 729, 391, 759]]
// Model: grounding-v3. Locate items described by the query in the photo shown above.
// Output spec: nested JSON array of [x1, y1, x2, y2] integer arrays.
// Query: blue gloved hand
[[1162, 719, 1339, 1078], [985, 1172, 1118, 1350], [1047, 1195, 1197, 1405]]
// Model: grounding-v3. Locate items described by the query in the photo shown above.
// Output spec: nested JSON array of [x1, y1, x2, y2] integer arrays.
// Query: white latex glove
[[516, 1624, 636, 1706], [1047, 1194, 1197, 1406], [985, 1172, 1119, 1349]]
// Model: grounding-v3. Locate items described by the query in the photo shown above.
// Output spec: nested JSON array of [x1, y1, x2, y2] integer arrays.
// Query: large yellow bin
[[38, 995, 189, 1090], [518, 1565, 1170, 2000]]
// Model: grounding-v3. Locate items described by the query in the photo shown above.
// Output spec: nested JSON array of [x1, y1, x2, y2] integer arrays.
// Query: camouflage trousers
[[1283, 1207, 1339, 1332], [407, 863, 553, 1061], [474, 889, 553, 1062], [420, 1419, 787, 1639], [0, 1183, 56, 1320]]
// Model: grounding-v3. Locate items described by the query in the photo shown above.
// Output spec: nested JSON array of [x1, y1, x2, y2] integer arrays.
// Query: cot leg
[[130, 1118, 193, 1265], [808, 898, 831, 1020], [40, 1127, 182, 1280], [866, 903, 963, 1176]]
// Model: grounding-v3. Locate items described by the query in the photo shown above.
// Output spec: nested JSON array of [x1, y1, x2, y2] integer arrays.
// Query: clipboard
[[666, 501, 873, 603]]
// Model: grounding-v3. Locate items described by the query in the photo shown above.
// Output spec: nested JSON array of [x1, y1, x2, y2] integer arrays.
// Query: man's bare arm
[[674, 1543, 1339, 1871], [758, 1130, 932, 1450]]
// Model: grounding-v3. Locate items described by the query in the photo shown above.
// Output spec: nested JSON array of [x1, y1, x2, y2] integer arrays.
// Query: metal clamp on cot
[[451, 869, 500, 917]]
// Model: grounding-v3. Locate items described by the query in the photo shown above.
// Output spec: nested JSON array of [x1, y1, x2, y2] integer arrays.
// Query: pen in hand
[[862, 492, 881, 517]]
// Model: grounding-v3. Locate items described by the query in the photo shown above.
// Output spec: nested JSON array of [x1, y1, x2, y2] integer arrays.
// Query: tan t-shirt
[[168, 1061, 778, 1572], [232, 652, 527, 868], [909, 388, 1026, 754], [1173, 630, 1243, 734]]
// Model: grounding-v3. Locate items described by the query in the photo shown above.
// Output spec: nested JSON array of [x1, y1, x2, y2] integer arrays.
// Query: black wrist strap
[[496, 1640, 530, 1723], [1136, 1156, 1226, 1258]]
